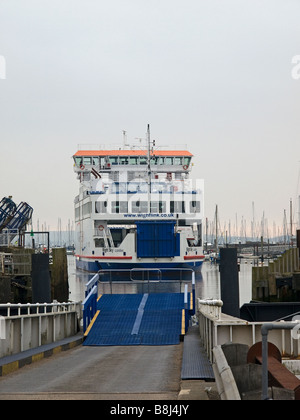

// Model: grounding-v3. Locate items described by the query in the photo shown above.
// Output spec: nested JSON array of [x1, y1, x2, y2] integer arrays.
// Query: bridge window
[[83, 157, 92, 165], [74, 157, 82, 166], [109, 157, 119, 165], [129, 157, 138, 165], [100, 157, 106, 168], [183, 157, 191, 167], [92, 157, 99, 166], [139, 157, 147, 165], [165, 157, 173, 165], [174, 157, 183, 165], [150, 156, 160, 165], [119, 156, 129, 165]]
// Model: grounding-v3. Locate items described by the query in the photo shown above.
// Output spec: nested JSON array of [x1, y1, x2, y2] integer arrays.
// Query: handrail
[[97, 267, 194, 282], [130, 268, 162, 282], [0, 301, 80, 317], [85, 272, 99, 297], [82, 285, 98, 333]]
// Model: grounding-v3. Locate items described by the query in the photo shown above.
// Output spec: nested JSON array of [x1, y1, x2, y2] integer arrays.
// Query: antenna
[[122, 130, 129, 149]]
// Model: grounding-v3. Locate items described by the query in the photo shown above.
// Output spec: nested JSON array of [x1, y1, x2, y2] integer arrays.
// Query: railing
[[197, 298, 300, 363], [0, 301, 80, 317], [0, 301, 82, 357], [85, 273, 99, 297], [82, 285, 98, 333]]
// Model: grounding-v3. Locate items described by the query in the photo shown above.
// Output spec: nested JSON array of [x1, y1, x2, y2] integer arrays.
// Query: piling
[[0, 277, 11, 303], [50, 248, 69, 302], [219, 248, 240, 318], [31, 254, 51, 303]]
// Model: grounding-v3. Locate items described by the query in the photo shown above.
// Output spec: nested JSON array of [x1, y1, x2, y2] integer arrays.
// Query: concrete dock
[[0, 333, 217, 400]]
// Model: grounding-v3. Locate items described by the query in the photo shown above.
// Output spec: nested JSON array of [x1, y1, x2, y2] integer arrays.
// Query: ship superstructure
[[73, 129, 204, 275]]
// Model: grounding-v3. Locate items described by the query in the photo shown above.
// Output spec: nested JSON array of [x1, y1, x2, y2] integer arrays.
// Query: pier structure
[[252, 247, 300, 301], [197, 298, 300, 399], [0, 301, 81, 361]]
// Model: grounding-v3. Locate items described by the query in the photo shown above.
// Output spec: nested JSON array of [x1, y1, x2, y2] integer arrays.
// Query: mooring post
[[192, 271, 196, 316], [184, 283, 189, 332]]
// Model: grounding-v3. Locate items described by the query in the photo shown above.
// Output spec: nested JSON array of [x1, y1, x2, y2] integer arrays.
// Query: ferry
[[73, 126, 204, 278]]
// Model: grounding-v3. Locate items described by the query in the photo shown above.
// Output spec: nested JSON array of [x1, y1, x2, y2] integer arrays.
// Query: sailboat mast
[[215, 205, 218, 253], [147, 124, 151, 204]]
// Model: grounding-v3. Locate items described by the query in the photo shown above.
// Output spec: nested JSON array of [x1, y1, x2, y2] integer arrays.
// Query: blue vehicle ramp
[[83, 293, 191, 346]]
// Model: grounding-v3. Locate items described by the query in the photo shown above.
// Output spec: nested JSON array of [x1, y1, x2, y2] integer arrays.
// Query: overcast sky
[[1, 0, 300, 236]]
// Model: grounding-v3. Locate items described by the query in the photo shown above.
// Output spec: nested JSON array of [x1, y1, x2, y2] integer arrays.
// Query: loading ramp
[[83, 293, 191, 346]]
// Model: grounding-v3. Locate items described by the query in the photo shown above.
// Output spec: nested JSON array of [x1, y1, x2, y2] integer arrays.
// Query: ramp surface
[[181, 326, 215, 381], [84, 293, 187, 346]]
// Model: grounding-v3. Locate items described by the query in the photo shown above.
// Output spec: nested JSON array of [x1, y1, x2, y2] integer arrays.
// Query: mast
[[290, 198, 293, 247], [215, 205, 218, 253], [147, 124, 151, 207]]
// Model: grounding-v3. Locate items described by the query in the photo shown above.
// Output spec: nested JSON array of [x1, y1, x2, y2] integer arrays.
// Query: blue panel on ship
[[136, 221, 180, 258]]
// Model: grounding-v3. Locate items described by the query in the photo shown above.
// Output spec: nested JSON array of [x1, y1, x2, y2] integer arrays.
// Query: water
[[67, 255, 253, 306]]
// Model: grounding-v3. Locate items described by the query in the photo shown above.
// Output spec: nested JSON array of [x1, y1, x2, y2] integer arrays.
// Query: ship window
[[109, 157, 119, 165], [120, 201, 128, 213], [119, 156, 129, 165], [174, 157, 182, 165], [170, 201, 185, 213], [75, 207, 80, 221], [132, 201, 148, 213], [95, 201, 107, 213], [83, 157, 92, 165], [190, 201, 200, 213], [150, 201, 166, 213], [139, 157, 147, 165], [128, 182, 148, 193], [129, 157, 138, 165], [150, 156, 160, 165], [83, 202, 92, 217], [74, 157, 82, 166], [95, 238, 105, 248], [100, 157, 106, 168], [183, 157, 191, 166], [165, 157, 173, 165], [111, 201, 128, 213]]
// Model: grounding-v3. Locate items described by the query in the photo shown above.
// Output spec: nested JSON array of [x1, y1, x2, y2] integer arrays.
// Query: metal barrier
[[85, 272, 99, 297], [0, 301, 81, 358], [97, 267, 195, 293], [197, 299, 300, 363], [0, 301, 80, 317], [82, 285, 98, 333]]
